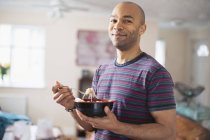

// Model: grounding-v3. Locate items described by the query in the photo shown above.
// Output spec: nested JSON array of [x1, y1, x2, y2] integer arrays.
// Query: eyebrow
[[109, 15, 134, 19], [122, 15, 134, 19]]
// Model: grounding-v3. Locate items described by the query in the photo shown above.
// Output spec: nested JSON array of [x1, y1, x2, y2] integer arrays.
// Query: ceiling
[[0, 0, 210, 29]]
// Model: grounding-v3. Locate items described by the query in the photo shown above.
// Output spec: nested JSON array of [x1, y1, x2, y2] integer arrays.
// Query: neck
[[116, 47, 142, 64]]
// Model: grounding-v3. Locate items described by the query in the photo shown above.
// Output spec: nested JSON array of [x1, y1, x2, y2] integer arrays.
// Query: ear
[[139, 24, 146, 36]]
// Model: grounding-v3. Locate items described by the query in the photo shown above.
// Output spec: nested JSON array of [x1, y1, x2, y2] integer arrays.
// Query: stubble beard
[[114, 42, 131, 51], [111, 31, 139, 52]]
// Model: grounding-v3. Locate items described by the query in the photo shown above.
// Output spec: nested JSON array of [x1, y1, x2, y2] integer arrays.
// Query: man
[[52, 1, 176, 140]]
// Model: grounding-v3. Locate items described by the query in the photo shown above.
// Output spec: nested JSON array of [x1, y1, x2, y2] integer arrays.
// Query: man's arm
[[113, 109, 176, 140], [70, 110, 95, 131], [52, 81, 94, 131], [80, 107, 176, 140]]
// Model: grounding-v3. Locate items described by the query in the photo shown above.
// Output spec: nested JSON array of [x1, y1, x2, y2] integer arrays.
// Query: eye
[[123, 19, 133, 24], [110, 18, 117, 23]]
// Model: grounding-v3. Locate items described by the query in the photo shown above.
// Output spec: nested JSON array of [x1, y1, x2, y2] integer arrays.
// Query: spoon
[[71, 88, 86, 95]]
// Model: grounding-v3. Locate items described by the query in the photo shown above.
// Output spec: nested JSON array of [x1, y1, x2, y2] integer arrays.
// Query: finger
[[85, 116, 98, 124], [56, 81, 62, 87], [77, 110, 90, 122], [56, 92, 74, 103], [52, 81, 63, 93], [52, 85, 59, 93], [53, 92, 73, 100], [58, 96, 75, 107], [53, 92, 62, 100], [77, 110, 85, 119], [58, 86, 71, 93], [88, 119, 99, 128], [104, 106, 112, 116], [53, 87, 71, 100], [89, 122, 97, 128], [56, 93, 70, 103]]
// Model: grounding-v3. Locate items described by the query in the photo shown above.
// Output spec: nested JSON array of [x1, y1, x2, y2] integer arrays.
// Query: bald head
[[113, 1, 145, 25], [108, 1, 147, 50]]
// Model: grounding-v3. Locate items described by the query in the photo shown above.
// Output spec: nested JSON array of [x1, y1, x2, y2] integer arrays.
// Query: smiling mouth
[[112, 33, 127, 38]]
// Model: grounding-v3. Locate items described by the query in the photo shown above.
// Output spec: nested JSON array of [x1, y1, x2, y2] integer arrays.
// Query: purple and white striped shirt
[[92, 52, 176, 140]]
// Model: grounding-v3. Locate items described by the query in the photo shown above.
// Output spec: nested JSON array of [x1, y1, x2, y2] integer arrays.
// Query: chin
[[111, 40, 130, 51], [115, 45, 129, 51]]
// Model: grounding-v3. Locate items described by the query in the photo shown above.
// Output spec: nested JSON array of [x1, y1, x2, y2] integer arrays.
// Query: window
[[0, 24, 45, 88], [197, 44, 209, 57], [155, 40, 166, 67]]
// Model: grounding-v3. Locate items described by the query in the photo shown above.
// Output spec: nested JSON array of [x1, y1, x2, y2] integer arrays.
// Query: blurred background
[[0, 0, 210, 139]]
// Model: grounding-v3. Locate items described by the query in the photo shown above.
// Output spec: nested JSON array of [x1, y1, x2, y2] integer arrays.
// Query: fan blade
[[62, 6, 88, 12]]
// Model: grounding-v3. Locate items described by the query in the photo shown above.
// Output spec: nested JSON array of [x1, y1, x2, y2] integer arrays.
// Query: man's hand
[[77, 106, 120, 132], [52, 81, 75, 110]]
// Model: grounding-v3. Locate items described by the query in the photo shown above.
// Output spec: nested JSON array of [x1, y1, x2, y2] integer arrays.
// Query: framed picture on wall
[[76, 30, 116, 66]]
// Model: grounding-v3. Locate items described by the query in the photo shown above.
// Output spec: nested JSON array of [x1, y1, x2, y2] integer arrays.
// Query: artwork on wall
[[76, 30, 116, 66]]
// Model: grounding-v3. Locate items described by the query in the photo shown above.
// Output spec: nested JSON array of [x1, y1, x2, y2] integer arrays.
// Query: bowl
[[75, 99, 114, 117]]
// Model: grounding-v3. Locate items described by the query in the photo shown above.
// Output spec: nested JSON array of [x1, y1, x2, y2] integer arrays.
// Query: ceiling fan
[[34, 0, 88, 18]]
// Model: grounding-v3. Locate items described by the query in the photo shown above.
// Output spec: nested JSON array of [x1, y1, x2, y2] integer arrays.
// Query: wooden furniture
[[77, 70, 93, 138], [78, 70, 93, 98], [176, 114, 210, 140]]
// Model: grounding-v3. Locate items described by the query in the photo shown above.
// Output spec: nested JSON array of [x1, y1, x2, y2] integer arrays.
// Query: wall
[[158, 29, 188, 82], [159, 26, 210, 106], [158, 29, 188, 100], [0, 10, 158, 136], [187, 27, 210, 106]]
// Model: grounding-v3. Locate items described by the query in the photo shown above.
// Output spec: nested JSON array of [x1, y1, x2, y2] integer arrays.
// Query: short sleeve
[[147, 67, 176, 112]]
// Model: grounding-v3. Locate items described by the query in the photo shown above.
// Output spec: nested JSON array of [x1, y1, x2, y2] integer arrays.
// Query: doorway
[[191, 40, 210, 105]]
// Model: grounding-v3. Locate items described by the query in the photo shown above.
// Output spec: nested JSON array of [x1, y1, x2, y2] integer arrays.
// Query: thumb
[[104, 106, 112, 116], [56, 81, 63, 88]]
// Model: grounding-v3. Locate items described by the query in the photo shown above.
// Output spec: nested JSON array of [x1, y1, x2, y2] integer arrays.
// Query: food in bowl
[[75, 98, 114, 117], [82, 88, 96, 100]]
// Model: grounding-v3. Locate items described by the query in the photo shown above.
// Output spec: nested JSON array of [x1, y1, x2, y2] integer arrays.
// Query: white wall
[[159, 26, 210, 105], [158, 29, 188, 82], [158, 29, 189, 100], [187, 27, 210, 106], [0, 10, 158, 136]]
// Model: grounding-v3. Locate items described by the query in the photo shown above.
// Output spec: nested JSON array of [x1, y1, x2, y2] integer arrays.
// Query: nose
[[113, 21, 123, 31]]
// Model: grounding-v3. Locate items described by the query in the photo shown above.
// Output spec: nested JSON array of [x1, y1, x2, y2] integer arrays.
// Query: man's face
[[108, 3, 144, 51]]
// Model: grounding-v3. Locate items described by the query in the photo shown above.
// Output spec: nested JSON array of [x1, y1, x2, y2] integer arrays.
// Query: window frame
[[0, 24, 46, 88]]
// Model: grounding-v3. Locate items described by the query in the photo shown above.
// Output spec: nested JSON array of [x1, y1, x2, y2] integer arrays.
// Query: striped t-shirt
[[92, 52, 176, 140]]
